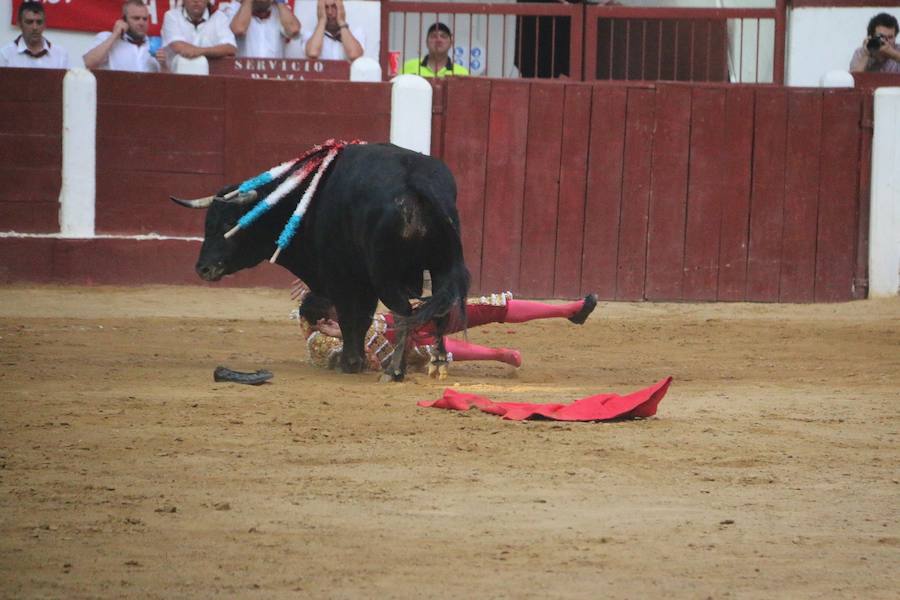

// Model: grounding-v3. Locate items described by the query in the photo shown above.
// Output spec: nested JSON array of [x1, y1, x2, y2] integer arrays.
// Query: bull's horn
[[170, 195, 215, 209]]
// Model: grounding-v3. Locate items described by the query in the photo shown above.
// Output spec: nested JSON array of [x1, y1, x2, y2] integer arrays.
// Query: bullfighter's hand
[[290, 278, 310, 302], [316, 318, 342, 338]]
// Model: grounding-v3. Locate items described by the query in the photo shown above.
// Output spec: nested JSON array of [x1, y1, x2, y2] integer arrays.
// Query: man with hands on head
[[83, 0, 160, 72], [849, 12, 900, 74], [304, 0, 364, 62], [230, 0, 301, 59], [161, 0, 237, 63]]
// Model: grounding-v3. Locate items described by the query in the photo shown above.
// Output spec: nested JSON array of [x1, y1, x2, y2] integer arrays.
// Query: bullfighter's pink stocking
[[503, 298, 587, 323], [443, 338, 522, 367]]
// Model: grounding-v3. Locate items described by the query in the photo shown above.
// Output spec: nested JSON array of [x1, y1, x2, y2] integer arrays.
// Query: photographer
[[850, 12, 900, 73]]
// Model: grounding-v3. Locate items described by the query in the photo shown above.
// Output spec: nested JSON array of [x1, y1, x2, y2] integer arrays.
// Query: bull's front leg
[[337, 313, 370, 374]]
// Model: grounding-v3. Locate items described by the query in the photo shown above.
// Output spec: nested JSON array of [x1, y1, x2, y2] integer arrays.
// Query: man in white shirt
[[303, 0, 364, 61], [0, 1, 70, 69], [161, 0, 237, 66], [83, 0, 161, 73], [230, 0, 301, 58]]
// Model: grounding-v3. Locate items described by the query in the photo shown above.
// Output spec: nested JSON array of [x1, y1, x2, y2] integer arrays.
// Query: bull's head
[[172, 190, 277, 281]]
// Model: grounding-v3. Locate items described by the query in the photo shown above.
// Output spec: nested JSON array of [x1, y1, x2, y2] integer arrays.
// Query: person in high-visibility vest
[[401, 22, 469, 78]]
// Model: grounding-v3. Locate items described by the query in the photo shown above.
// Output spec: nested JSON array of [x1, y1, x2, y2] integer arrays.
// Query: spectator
[[161, 0, 237, 69], [401, 22, 469, 78], [293, 282, 598, 372], [0, 1, 70, 69], [303, 0, 364, 62], [83, 0, 161, 72], [849, 12, 900, 74], [230, 0, 301, 58]]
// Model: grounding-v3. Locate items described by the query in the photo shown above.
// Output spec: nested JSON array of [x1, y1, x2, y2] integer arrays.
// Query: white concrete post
[[390, 74, 431, 156], [869, 87, 900, 297], [819, 70, 854, 88], [58, 68, 96, 238], [350, 56, 382, 82]]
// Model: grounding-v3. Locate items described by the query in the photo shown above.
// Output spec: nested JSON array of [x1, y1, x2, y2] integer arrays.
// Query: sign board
[[208, 57, 350, 80]]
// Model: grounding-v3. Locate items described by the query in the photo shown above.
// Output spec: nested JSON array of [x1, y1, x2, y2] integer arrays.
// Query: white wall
[[787, 7, 899, 87]]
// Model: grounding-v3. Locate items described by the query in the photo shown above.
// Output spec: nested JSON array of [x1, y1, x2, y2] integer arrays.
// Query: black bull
[[173, 143, 470, 381]]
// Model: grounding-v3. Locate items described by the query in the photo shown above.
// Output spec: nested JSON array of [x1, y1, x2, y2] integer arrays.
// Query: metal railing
[[380, 1, 786, 83], [380, 1, 583, 79]]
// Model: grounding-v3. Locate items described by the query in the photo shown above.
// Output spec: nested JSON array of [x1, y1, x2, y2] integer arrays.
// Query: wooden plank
[[853, 94, 873, 299], [779, 90, 822, 302], [251, 113, 390, 149], [553, 83, 592, 299], [683, 86, 727, 301], [480, 80, 529, 294], [224, 79, 261, 183], [520, 82, 565, 298], [582, 85, 627, 300], [97, 104, 225, 150], [746, 88, 787, 302], [442, 78, 492, 293], [96, 70, 225, 107], [430, 80, 446, 159], [0, 167, 61, 233], [644, 84, 690, 301], [815, 91, 861, 302], [717, 86, 754, 301], [0, 237, 292, 287], [616, 87, 656, 301], [0, 201, 58, 233], [0, 133, 61, 166], [95, 172, 218, 236], [0, 68, 64, 102], [0, 102, 61, 135], [98, 141, 222, 175]]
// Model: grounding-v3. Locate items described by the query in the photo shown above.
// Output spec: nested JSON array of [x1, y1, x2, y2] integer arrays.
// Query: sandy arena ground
[[0, 285, 898, 599]]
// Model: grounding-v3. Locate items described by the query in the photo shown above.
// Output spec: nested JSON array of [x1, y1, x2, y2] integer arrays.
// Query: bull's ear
[[170, 195, 215, 209]]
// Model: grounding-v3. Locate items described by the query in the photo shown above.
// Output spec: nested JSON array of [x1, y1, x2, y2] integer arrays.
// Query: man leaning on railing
[[161, 0, 237, 72]]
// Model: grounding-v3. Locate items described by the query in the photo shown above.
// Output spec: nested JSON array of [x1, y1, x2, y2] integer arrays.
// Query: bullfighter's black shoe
[[568, 294, 598, 325]]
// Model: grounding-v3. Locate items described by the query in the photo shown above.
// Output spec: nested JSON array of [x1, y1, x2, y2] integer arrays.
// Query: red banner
[[11, 1, 227, 38]]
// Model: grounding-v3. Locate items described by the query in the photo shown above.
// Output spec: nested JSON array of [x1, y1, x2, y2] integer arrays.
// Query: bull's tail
[[401, 191, 470, 333], [405, 257, 470, 333]]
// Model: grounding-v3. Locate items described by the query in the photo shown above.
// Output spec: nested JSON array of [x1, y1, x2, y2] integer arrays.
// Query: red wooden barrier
[[93, 71, 392, 237], [437, 78, 871, 302], [0, 68, 64, 234]]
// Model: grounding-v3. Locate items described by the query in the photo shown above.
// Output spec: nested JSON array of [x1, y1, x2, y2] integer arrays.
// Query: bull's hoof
[[428, 361, 449, 380], [339, 360, 365, 374], [379, 369, 405, 383]]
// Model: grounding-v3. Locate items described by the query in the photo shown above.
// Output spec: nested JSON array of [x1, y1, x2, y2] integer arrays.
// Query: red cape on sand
[[418, 377, 672, 421]]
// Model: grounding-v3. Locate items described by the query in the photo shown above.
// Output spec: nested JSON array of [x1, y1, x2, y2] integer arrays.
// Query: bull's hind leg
[[380, 314, 410, 383], [427, 314, 451, 380]]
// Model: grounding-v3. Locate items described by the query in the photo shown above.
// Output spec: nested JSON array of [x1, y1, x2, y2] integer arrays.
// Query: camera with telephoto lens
[[866, 34, 886, 52]]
